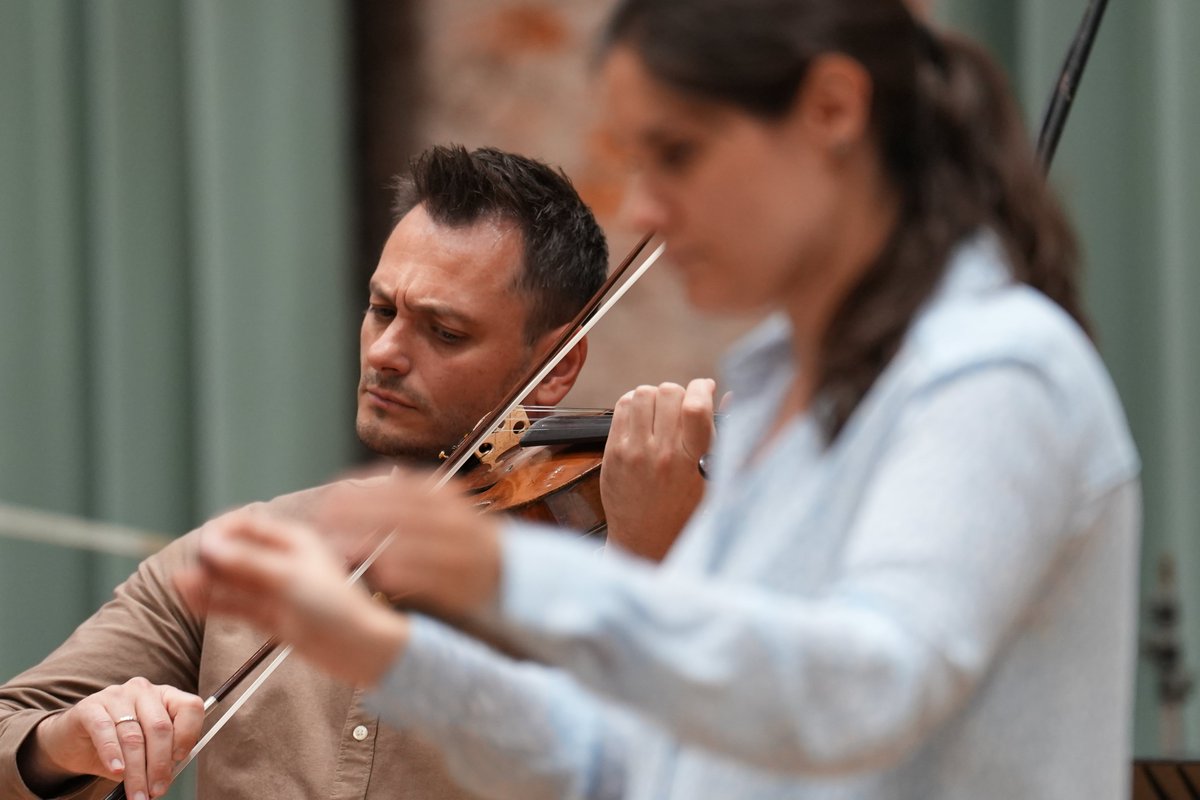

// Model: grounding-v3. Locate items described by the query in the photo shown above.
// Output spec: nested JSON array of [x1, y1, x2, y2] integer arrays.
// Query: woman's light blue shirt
[[369, 234, 1140, 799]]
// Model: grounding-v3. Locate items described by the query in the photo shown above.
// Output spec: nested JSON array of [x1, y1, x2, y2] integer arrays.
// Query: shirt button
[[352, 725, 370, 741]]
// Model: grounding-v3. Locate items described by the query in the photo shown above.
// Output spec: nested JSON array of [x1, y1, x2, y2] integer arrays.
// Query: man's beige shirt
[[0, 486, 481, 800]]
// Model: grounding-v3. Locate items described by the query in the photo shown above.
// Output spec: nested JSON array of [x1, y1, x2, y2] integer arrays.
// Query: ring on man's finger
[[114, 715, 139, 725]]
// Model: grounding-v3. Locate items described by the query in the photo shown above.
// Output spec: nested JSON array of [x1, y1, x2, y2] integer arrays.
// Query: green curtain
[[941, 0, 1200, 757], [0, 0, 355, 698]]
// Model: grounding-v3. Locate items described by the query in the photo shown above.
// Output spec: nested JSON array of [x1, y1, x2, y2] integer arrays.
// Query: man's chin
[[356, 422, 445, 464]]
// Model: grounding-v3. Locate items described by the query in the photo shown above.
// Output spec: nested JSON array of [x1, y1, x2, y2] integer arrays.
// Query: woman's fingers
[[183, 476, 503, 647], [177, 507, 418, 687]]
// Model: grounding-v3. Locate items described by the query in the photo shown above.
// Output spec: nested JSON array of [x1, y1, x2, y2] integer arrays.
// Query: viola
[[459, 403, 721, 537], [459, 408, 612, 535]]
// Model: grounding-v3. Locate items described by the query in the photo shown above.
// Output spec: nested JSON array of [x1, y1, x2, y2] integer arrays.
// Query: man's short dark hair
[[392, 145, 609, 343]]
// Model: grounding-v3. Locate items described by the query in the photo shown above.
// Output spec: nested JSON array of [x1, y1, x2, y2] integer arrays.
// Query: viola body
[[459, 438, 606, 535]]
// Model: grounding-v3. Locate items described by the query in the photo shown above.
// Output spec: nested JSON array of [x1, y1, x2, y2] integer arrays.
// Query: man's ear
[[524, 331, 588, 407]]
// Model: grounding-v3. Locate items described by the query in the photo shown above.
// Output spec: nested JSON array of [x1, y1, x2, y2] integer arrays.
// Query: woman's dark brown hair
[[602, 0, 1087, 442]]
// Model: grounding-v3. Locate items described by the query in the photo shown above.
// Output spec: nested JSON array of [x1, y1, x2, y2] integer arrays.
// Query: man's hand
[[19, 678, 204, 800], [601, 378, 717, 561]]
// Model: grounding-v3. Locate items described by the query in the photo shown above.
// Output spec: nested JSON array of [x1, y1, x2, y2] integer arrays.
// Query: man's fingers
[[162, 688, 205, 763], [133, 695, 175, 798], [680, 378, 717, 459], [106, 704, 149, 800], [610, 380, 715, 462], [78, 705, 125, 780], [650, 382, 686, 441], [613, 385, 656, 444], [38, 681, 203, 798]]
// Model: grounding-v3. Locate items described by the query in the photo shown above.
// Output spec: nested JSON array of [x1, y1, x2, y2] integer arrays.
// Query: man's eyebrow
[[405, 297, 476, 328], [366, 279, 477, 326]]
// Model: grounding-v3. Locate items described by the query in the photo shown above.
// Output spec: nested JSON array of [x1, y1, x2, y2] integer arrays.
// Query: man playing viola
[[0, 145, 714, 800]]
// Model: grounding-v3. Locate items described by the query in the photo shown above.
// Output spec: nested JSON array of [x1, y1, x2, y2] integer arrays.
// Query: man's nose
[[365, 320, 414, 374]]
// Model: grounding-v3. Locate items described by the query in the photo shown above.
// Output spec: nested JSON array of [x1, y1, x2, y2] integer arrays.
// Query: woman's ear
[[524, 332, 588, 407], [789, 53, 873, 159]]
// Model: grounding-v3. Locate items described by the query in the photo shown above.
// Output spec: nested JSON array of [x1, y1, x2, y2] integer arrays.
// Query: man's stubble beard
[[355, 355, 534, 465], [355, 407, 476, 465]]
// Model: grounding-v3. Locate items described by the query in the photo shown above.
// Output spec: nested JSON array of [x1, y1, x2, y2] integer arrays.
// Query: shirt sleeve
[[364, 613, 632, 800], [0, 533, 205, 800], [486, 365, 1116, 775]]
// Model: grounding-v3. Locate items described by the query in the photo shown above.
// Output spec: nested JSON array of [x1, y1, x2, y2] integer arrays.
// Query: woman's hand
[[316, 473, 506, 618], [174, 511, 409, 687], [601, 378, 716, 561]]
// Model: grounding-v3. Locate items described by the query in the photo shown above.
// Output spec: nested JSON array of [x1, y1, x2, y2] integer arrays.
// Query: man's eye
[[366, 303, 395, 320], [432, 325, 465, 344]]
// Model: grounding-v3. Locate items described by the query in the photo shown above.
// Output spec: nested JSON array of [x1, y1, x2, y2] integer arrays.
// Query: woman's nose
[[622, 175, 670, 233]]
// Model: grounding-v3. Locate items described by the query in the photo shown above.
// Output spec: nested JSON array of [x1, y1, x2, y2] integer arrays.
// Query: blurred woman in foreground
[[179, 1, 1140, 797]]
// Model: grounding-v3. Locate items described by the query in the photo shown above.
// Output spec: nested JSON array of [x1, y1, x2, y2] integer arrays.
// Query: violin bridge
[[473, 406, 532, 466]]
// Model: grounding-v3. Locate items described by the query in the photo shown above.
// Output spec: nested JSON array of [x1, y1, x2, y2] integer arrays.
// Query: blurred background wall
[[1, 1, 1197, 792]]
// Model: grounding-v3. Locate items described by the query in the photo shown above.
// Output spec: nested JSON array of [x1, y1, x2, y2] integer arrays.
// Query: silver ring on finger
[[114, 714, 139, 725]]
